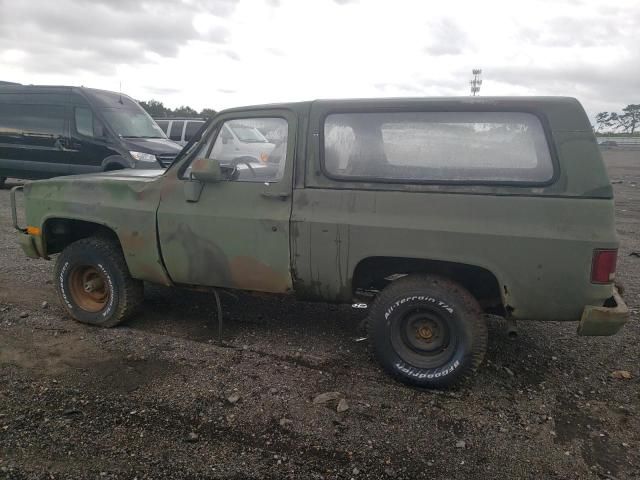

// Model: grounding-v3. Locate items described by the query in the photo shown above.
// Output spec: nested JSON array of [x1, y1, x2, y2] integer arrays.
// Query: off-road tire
[[367, 274, 487, 388], [54, 236, 143, 327]]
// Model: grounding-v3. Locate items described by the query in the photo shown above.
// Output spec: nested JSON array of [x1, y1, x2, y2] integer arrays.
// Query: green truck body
[[12, 97, 629, 387]]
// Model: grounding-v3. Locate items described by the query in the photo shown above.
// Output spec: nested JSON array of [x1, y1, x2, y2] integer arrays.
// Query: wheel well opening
[[43, 219, 119, 255], [104, 163, 125, 171], [352, 257, 504, 314]]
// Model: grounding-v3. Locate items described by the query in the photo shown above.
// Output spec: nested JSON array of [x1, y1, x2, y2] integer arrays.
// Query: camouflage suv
[[11, 97, 629, 388]]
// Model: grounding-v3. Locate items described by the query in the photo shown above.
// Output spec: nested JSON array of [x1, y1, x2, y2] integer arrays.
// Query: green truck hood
[[24, 169, 171, 286], [28, 168, 164, 185], [24, 169, 164, 201]]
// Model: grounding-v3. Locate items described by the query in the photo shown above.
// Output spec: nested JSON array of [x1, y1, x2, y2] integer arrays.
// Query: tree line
[[138, 98, 640, 135], [139, 99, 217, 118], [595, 104, 640, 135]]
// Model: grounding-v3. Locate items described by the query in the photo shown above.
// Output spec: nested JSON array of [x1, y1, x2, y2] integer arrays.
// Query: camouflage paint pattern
[[15, 97, 624, 326], [22, 170, 171, 285]]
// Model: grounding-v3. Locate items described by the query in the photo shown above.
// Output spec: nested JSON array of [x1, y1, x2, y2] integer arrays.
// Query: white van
[[211, 122, 276, 164], [155, 118, 206, 146]]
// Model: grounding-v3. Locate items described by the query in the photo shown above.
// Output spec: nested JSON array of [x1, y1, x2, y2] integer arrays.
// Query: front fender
[[23, 175, 172, 286]]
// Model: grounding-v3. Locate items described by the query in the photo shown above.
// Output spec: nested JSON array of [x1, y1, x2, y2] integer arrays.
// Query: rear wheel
[[0, 177, 6, 188], [367, 275, 487, 388], [54, 237, 143, 327]]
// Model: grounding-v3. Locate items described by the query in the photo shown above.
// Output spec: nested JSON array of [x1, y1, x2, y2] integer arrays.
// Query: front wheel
[[367, 275, 487, 388], [54, 237, 143, 327], [0, 177, 6, 188]]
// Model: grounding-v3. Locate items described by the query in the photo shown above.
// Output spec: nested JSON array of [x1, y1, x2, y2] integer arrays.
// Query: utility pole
[[470, 69, 482, 96]]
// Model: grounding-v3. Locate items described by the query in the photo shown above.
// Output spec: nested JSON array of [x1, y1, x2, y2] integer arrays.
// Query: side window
[[74, 107, 107, 138], [324, 112, 554, 183], [0, 103, 65, 146], [93, 117, 106, 137], [184, 121, 204, 142], [169, 120, 184, 141], [220, 125, 233, 142], [186, 117, 288, 183], [155, 119, 169, 134], [75, 107, 94, 137]]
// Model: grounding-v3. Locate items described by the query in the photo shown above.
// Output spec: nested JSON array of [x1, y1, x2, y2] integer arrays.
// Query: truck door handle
[[260, 191, 290, 200]]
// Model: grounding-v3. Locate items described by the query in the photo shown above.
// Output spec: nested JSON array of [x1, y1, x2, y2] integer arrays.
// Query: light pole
[[470, 69, 482, 96]]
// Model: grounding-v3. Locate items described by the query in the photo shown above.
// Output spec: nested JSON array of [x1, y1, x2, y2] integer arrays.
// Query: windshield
[[100, 108, 167, 139], [230, 125, 268, 143]]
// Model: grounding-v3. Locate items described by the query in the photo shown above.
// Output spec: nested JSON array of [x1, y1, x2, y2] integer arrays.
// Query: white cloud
[[0, 0, 637, 119]]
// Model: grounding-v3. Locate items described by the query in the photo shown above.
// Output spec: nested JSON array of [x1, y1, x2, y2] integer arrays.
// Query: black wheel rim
[[390, 306, 458, 369]]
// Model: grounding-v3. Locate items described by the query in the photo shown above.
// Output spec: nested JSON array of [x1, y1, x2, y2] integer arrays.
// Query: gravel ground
[[0, 150, 639, 480]]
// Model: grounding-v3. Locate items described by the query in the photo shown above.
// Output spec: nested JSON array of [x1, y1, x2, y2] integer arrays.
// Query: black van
[[0, 85, 182, 187]]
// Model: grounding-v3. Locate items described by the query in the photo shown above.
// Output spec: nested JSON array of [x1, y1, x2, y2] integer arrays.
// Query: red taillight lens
[[591, 249, 617, 283]]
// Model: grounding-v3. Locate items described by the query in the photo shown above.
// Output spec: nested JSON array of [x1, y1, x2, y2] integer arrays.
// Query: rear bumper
[[577, 287, 629, 336]]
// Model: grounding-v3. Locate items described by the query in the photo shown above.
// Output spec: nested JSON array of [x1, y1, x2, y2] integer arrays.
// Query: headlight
[[129, 151, 157, 163]]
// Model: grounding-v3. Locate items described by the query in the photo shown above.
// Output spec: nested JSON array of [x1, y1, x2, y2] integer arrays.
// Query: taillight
[[591, 249, 617, 283]]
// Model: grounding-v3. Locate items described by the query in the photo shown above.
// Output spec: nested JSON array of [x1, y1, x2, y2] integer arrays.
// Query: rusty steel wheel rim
[[68, 265, 110, 313]]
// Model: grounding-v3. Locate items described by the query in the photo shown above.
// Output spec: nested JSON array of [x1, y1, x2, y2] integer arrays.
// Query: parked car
[[154, 118, 206, 146], [0, 85, 182, 187], [11, 97, 629, 388], [213, 120, 277, 164]]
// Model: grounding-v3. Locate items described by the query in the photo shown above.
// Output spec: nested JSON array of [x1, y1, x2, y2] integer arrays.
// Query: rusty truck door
[[156, 109, 296, 293]]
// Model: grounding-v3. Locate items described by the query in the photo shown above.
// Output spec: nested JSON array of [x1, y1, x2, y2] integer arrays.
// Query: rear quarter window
[[323, 111, 554, 184]]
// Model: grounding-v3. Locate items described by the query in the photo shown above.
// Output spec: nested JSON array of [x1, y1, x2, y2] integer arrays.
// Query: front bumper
[[18, 232, 41, 259], [577, 287, 629, 336], [11, 185, 42, 259]]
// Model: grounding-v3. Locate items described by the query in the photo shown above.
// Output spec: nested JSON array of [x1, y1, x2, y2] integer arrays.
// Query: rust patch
[[191, 157, 208, 170], [163, 223, 232, 287], [160, 172, 180, 198], [136, 262, 173, 286], [229, 256, 290, 293], [119, 230, 147, 251]]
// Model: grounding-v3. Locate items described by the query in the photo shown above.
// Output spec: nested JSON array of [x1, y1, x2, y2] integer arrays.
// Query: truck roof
[[219, 96, 581, 112], [152, 117, 207, 121], [218, 96, 589, 133]]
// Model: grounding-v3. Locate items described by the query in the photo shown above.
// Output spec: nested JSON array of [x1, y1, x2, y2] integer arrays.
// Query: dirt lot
[[1, 150, 639, 480]]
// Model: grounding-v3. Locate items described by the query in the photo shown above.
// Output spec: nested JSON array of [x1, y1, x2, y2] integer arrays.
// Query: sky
[[0, 0, 638, 121]]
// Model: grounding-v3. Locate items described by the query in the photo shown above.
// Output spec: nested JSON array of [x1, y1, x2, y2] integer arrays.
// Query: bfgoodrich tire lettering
[[367, 275, 487, 388], [54, 237, 143, 327]]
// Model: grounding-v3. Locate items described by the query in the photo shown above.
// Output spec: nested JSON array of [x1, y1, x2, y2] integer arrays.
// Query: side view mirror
[[191, 157, 222, 182]]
